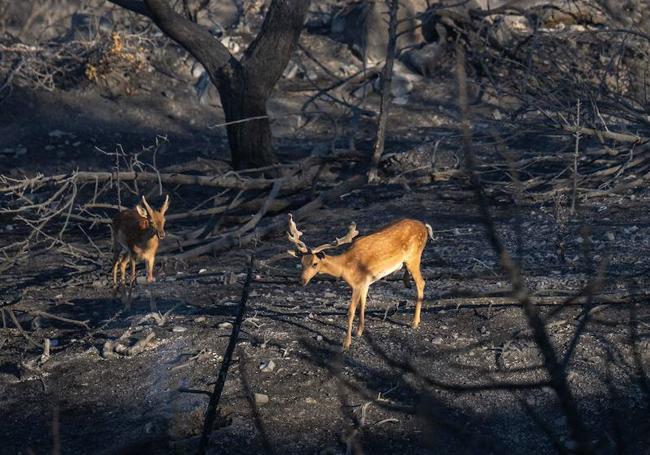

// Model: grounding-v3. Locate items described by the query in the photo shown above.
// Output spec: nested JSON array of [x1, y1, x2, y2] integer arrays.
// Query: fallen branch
[[168, 175, 366, 260], [563, 125, 646, 144], [0, 169, 312, 193], [29, 311, 90, 330]]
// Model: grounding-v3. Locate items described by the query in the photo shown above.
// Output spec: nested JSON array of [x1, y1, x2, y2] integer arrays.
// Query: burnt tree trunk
[[216, 66, 275, 170], [107, 0, 310, 170]]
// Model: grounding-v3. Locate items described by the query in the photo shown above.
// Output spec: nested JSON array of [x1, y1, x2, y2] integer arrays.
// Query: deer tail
[[425, 223, 434, 241]]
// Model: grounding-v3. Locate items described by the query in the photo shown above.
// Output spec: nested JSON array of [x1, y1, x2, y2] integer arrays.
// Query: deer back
[[340, 219, 429, 276]]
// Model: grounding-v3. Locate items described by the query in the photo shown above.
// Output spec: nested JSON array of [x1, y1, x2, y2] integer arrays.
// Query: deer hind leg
[[129, 256, 137, 287], [112, 249, 121, 288], [402, 269, 411, 288], [405, 256, 425, 329], [344, 288, 361, 350], [355, 285, 369, 337], [118, 254, 129, 286]]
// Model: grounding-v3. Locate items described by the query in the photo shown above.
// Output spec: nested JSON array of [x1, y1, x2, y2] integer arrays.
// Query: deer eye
[[312, 263, 317, 268]]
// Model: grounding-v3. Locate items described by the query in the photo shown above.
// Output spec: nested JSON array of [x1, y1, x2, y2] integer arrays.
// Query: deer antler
[[311, 222, 359, 254], [287, 213, 310, 255], [141, 196, 154, 216]]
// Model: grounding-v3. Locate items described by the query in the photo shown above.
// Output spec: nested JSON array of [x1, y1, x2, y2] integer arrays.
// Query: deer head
[[135, 195, 170, 239], [287, 214, 359, 285]]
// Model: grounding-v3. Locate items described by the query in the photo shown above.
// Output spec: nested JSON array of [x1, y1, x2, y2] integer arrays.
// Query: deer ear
[[135, 204, 147, 218]]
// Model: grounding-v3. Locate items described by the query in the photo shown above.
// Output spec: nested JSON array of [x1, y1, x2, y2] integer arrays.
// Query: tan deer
[[112, 195, 169, 287], [287, 214, 433, 349]]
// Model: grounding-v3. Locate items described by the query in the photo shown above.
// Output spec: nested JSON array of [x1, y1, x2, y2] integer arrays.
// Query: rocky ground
[[2, 2, 650, 454]]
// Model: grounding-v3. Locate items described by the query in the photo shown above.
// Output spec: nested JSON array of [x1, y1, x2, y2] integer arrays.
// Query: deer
[[112, 195, 169, 289], [287, 214, 433, 349]]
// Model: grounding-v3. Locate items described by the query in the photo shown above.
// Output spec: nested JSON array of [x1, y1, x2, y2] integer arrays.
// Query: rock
[[218, 322, 233, 330], [224, 272, 238, 285], [254, 393, 269, 406], [305, 397, 317, 404], [259, 360, 276, 373], [605, 232, 615, 241], [48, 129, 66, 138], [92, 280, 105, 288], [172, 326, 187, 333], [198, 268, 208, 274], [315, 335, 323, 342], [323, 292, 337, 298], [432, 336, 444, 344], [195, 316, 206, 323]]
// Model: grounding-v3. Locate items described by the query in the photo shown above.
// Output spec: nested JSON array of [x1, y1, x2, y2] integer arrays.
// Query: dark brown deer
[[112, 195, 169, 287]]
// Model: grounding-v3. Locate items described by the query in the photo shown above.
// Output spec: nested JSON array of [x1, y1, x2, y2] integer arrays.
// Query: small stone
[[195, 316, 206, 323], [92, 280, 104, 288], [315, 335, 323, 342], [218, 322, 233, 330], [432, 337, 443, 344], [605, 232, 615, 241], [172, 326, 187, 333], [564, 439, 577, 451], [254, 393, 269, 406], [222, 301, 238, 307], [48, 129, 66, 138], [323, 292, 336, 298], [249, 291, 259, 297], [198, 268, 208, 274], [305, 397, 317, 404], [259, 360, 276, 373]]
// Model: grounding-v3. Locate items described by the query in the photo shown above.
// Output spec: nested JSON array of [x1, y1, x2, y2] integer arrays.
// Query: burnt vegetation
[[1, 1, 650, 454]]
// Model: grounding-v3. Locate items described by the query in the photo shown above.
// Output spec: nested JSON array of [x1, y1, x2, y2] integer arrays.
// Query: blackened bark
[[106, 0, 310, 169]]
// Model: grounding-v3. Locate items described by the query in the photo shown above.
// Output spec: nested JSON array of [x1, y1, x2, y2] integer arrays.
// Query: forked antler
[[287, 214, 310, 255], [311, 222, 359, 254]]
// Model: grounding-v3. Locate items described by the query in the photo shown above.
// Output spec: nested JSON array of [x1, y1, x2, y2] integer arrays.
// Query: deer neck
[[319, 253, 351, 284]]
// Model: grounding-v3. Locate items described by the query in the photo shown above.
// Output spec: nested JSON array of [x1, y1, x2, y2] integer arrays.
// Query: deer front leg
[[145, 255, 156, 283], [344, 288, 361, 350], [355, 285, 369, 337]]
